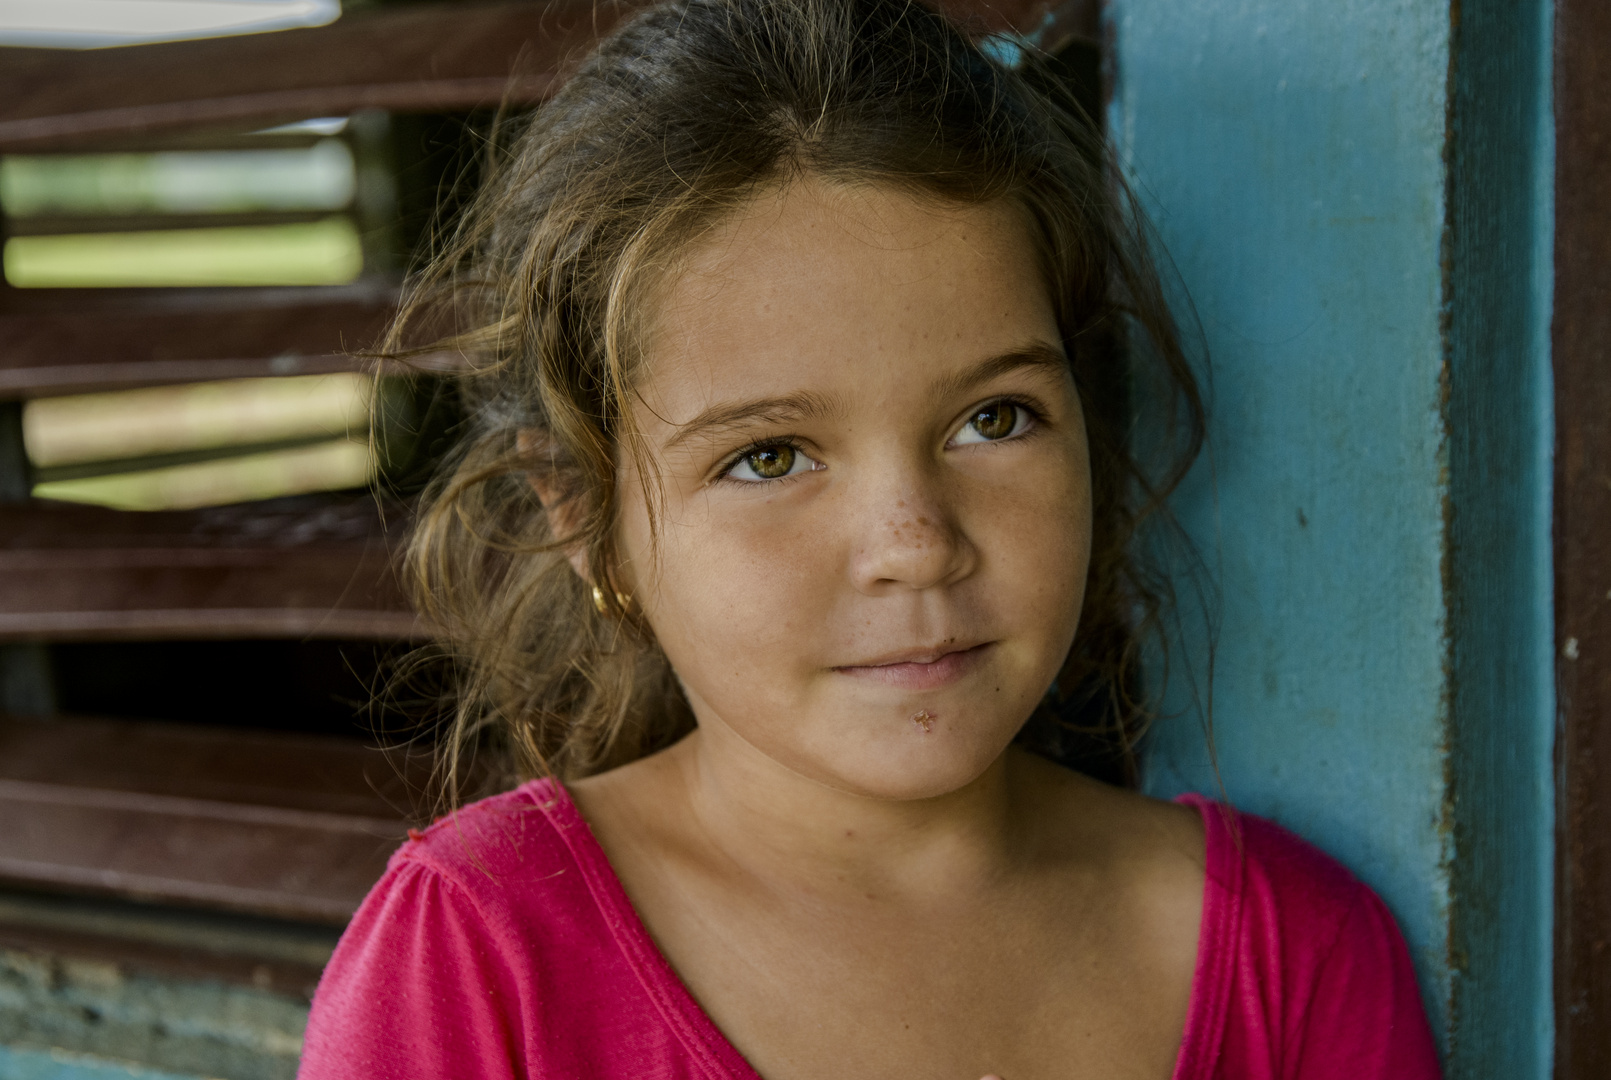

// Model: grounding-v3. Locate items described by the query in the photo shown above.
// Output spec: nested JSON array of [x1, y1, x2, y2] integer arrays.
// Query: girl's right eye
[[724, 443, 819, 482]]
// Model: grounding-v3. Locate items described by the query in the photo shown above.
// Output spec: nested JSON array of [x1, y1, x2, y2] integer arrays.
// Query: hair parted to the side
[[383, 0, 1204, 802]]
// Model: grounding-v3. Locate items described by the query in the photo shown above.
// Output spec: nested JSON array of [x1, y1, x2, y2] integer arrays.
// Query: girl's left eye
[[951, 400, 1033, 446], [724, 443, 821, 482]]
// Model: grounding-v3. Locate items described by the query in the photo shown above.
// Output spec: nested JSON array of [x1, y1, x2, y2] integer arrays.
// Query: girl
[[299, 1, 1441, 1077]]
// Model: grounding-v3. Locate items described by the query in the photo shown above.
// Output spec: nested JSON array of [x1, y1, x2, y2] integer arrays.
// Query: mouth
[[831, 642, 992, 691]]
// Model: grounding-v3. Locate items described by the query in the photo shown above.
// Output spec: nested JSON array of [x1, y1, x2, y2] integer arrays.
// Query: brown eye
[[745, 444, 796, 479], [968, 402, 1018, 441]]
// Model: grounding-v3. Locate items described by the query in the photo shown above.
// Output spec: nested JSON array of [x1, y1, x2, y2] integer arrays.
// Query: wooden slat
[[0, 1, 635, 152], [0, 0, 1098, 153], [2, 210, 342, 238], [0, 714, 424, 923], [0, 917, 330, 1002], [0, 0, 1096, 399], [1555, 0, 1611, 1072], [0, 713, 421, 818], [0, 285, 397, 398], [0, 496, 417, 641]]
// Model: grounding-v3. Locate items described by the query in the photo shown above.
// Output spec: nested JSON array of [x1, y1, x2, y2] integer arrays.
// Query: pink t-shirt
[[299, 778, 1440, 1079]]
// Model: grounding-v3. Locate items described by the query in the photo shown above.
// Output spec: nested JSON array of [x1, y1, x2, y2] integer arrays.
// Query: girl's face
[[618, 178, 1092, 801]]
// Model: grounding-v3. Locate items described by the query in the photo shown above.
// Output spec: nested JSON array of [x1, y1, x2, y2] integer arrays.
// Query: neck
[[660, 714, 1030, 902]]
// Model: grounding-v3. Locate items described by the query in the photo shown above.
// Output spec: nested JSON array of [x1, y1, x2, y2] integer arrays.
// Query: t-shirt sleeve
[[1290, 885, 1442, 1079], [298, 856, 526, 1080]]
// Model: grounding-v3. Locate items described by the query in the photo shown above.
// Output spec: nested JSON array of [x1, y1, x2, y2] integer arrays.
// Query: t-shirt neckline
[[530, 777, 1231, 1080]]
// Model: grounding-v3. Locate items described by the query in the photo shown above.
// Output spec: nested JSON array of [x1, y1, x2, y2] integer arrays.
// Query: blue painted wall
[[1110, 0, 1555, 1072], [0, 1045, 208, 1080]]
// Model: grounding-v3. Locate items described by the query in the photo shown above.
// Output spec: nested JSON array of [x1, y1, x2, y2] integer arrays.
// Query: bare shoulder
[[1008, 748, 1205, 913], [1011, 747, 1202, 853]]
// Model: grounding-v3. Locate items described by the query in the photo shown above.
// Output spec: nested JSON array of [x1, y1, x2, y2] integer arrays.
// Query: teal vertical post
[[1442, 0, 1555, 1072], [1111, 0, 1554, 1072]]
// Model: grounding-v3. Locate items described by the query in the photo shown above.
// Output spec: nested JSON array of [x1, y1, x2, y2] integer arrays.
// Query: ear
[[516, 429, 592, 582]]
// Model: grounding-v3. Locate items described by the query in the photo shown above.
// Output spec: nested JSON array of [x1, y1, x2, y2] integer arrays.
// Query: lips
[[831, 642, 991, 691]]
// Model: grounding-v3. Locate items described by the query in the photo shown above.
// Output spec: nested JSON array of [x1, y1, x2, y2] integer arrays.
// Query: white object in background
[[0, 0, 340, 49]]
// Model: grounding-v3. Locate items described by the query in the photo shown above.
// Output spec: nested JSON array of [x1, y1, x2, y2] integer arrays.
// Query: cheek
[[975, 446, 1093, 636], [623, 490, 836, 690]]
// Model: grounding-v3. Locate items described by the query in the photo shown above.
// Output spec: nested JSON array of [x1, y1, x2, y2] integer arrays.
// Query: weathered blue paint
[[1110, 0, 1555, 1072], [1442, 0, 1555, 1074], [0, 1045, 206, 1080], [1112, 0, 1455, 1029]]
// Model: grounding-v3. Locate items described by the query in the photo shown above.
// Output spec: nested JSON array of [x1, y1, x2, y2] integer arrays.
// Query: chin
[[791, 715, 1021, 803]]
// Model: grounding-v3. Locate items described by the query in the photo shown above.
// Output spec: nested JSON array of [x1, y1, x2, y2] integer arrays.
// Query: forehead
[[637, 178, 1059, 420]]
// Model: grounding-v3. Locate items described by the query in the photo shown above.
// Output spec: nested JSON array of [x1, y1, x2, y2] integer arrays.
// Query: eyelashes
[[723, 440, 821, 482], [950, 397, 1037, 446], [712, 395, 1047, 486]]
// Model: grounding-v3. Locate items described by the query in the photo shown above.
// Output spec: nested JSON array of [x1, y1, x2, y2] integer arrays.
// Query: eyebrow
[[662, 341, 1068, 451], [926, 341, 1070, 404], [664, 389, 843, 450]]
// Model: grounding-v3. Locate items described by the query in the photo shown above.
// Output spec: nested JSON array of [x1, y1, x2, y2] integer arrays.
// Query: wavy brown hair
[[383, 0, 1204, 799]]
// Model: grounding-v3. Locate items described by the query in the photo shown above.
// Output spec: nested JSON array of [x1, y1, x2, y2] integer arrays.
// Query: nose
[[846, 470, 977, 594]]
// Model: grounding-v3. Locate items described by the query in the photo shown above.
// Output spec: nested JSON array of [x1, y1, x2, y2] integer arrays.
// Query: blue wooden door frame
[[1106, 1, 1557, 1074]]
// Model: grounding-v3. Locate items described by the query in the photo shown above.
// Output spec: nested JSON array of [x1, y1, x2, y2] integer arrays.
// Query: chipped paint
[[1111, 0, 1555, 1074], [1439, 0, 1556, 1073], [0, 944, 306, 1080]]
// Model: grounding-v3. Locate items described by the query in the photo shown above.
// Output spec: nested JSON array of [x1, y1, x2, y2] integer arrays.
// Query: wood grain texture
[[0, 285, 399, 398], [0, 1, 627, 152], [0, 714, 424, 923], [0, 496, 418, 641], [0, 0, 1100, 152], [1555, 0, 1611, 1072], [0, 0, 1099, 397]]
